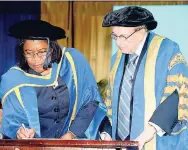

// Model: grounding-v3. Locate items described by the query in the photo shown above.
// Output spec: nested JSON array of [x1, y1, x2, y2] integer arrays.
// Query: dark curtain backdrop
[[0, 1, 40, 76]]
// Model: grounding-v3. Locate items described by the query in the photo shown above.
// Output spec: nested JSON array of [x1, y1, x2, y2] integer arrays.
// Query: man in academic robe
[[101, 6, 188, 150]]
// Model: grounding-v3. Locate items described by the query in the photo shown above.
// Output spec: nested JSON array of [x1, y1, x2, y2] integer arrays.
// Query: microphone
[[43, 37, 52, 69]]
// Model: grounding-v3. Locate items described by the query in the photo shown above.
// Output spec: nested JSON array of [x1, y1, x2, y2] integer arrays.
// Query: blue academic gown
[[28, 68, 99, 138], [0, 47, 106, 139], [106, 32, 188, 150]]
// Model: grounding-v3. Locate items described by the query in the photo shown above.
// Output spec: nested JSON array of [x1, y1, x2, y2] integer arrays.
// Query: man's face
[[23, 40, 49, 73], [112, 26, 147, 54]]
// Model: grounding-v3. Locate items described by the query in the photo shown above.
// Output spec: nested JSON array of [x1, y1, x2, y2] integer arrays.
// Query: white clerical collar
[[135, 33, 148, 57]]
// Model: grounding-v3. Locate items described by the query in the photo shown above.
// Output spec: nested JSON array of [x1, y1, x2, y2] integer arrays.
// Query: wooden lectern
[[0, 139, 138, 150]]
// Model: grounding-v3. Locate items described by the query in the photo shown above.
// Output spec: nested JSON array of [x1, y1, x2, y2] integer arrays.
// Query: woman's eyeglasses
[[24, 49, 48, 58]]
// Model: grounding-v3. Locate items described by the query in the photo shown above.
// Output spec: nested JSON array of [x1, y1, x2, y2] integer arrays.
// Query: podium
[[0, 139, 138, 150]]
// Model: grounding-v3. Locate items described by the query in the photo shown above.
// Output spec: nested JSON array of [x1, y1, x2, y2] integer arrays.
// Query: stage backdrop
[[0, 1, 40, 76], [112, 5, 188, 61]]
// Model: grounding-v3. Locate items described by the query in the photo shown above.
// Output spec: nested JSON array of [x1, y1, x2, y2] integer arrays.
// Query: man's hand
[[134, 124, 156, 150], [17, 127, 35, 139], [60, 131, 76, 140]]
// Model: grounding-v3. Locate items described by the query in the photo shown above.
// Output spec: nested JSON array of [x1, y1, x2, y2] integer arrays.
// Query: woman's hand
[[60, 131, 76, 140], [100, 132, 112, 141], [16, 127, 35, 139]]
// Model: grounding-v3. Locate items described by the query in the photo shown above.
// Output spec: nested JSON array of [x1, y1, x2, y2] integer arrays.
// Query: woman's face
[[23, 40, 48, 73]]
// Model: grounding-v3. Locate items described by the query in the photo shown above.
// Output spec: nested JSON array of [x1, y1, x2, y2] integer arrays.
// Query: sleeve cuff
[[99, 132, 111, 140], [148, 122, 166, 137]]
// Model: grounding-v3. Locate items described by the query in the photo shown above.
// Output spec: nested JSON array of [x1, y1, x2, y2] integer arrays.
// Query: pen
[[21, 123, 30, 139], [21, 123, 27, 132]]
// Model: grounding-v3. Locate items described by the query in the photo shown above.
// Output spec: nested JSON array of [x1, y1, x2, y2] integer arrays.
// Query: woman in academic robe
[[0, 20, 106, 139]]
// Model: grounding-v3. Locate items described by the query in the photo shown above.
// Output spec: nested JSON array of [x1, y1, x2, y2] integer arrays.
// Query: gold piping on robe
[[65, 52, 78, 126], [107, 50, 122, 124], [144, 35, 165, 150], [2, 47, 66, 105], [14, 87, 24, 109]]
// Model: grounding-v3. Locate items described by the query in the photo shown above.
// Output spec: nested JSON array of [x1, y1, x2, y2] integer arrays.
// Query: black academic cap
[[102, 6, 157, 30], [8, 20, 66, 40]]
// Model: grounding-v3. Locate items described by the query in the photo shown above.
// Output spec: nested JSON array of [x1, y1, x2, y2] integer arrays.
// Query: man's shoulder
[[151, 32, 180, 51], [161, 37, 181, 57], [149, 32, 181, 57]]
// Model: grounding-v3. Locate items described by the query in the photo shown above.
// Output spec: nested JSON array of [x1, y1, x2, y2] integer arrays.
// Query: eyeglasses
[[24, 49, 48, 58], [110, 27, 145, 41]]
